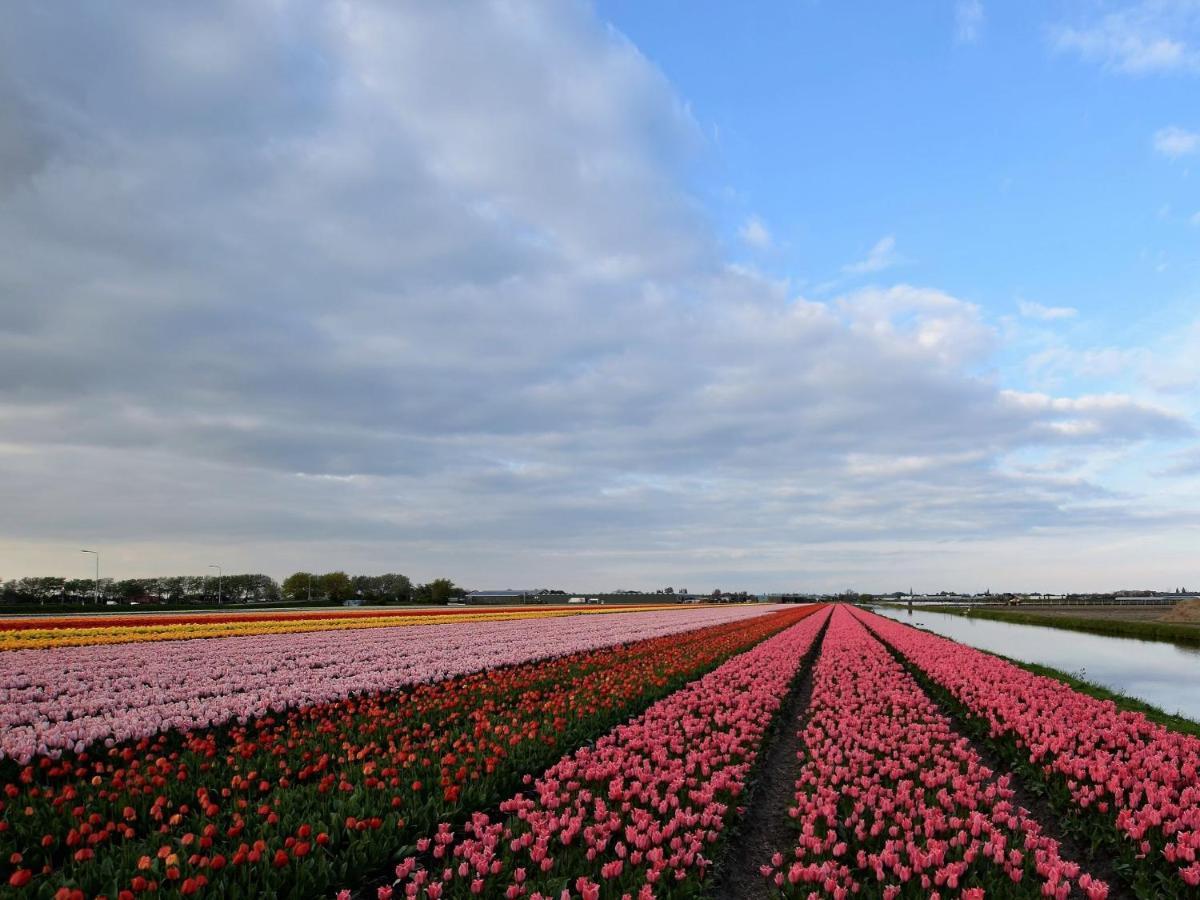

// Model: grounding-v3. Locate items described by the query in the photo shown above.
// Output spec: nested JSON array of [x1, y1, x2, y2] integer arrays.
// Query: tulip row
[[858, 608, 1200, 896], [0, 606, 773, 763], [0, 606, 608, 633], [762, 607, 1109, 899], [0, 606, 817, 899], [0, 606, 681, 652], [371, 606, 831, 900]]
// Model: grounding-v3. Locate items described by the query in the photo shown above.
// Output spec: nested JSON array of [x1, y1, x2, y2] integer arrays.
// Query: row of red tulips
[[359, 607, 831, 899], [762, 607, 1109, 899], [0, 607, 819, 899], [859, 608, 1200, 896]]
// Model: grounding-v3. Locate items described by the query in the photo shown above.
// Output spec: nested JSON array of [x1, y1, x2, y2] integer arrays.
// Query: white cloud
[[1018, 299, 1078, 321], [1162, 446, 1200, 477], [1025, 316, 1200, 395], [837, 284, 994, 367], [843, 234, 899, 274], [956, 0, 985, 44], [738, 215, 772, 250], [1056, 28, 1188, 73], [1154, 125, 1200, 158], [1051, 2, 1200, 73], [1052, 2, 1200, 74], [999, 391, 1187, 442]]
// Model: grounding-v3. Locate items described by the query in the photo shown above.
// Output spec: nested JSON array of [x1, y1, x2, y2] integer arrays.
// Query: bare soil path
[[709, 617, 830, 900]]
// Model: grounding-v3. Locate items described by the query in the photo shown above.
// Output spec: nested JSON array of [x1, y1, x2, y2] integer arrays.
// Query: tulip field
[[1, 604, 1198, 899]]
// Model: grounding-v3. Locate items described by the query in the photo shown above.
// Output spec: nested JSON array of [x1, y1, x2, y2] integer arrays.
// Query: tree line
[[0, 572, 464, 607], [278, 573, 464, 605]]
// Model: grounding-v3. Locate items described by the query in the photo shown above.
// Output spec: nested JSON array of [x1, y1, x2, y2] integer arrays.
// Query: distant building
[[464, 589, 542, 605]]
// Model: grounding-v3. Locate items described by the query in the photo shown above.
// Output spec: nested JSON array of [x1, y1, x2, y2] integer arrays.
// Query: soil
[[1159, 599, 1200, 625], [984, 604, 1196, 625], [709, 618, 830, 900]]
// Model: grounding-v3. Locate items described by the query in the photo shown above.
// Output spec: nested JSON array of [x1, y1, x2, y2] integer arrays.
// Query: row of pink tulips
[[357, 607, 832, 899], [0, 606, 773, 764], [858, 608, 1200, 893], [763, 607, 1109, 899]]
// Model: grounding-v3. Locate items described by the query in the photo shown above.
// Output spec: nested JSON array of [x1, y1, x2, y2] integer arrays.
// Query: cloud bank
[[0, 1, 1193, 590]]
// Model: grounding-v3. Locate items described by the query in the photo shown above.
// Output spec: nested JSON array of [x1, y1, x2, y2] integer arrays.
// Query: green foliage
[[412, 578, 466, 605], [1, 570, 464, 608], [281, 572, 315, 603], [1, 573, 279, 606], [317, 571, 355, 604], [352, 573, 413, 605]]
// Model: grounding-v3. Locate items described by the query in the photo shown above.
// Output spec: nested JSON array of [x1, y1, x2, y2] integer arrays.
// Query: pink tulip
[[858, 607, 1200, 893], [368, 611, 830, 898], [760, 608, 1109, 899]]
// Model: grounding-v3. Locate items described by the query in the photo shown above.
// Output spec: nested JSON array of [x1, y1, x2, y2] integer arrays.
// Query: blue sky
[[603, 0, 1199, 347], [1, 1, 1199, 592]]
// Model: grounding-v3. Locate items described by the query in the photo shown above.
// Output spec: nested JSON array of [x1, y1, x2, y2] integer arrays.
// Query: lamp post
[[307, 573, 312, 605], [80, 549, 99, 605], [208, 564, 222, 606]]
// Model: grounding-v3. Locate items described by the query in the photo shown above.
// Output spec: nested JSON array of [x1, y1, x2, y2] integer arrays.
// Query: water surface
[[869, 606, 1200, 721]]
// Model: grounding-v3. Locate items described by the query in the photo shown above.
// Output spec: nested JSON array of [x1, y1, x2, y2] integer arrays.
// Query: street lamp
[[208, 564, 222, 606], [80, 549, 99, 605], [307, 573, 312, 605]]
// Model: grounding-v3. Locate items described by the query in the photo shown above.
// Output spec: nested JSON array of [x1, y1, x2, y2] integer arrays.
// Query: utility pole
[[208, 565, 222, 606], [80, 549, 99, 605]]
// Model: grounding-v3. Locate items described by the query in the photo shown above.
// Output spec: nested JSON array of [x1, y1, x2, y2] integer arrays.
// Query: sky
[[1, 1, 1199, 593]]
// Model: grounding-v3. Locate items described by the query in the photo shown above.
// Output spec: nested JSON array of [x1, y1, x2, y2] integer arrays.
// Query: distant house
[[464, 589, 542, 605]]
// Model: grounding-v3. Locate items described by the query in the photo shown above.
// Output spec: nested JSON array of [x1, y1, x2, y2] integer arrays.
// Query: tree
[[352, 573, 413, 605], [318, 572, 355, 605], [63, 579, 94, 604], [115, 579, 149, 604], [414, 578, 465, 605], [1, 577, 65, 605], [282, 572, 314, 603]]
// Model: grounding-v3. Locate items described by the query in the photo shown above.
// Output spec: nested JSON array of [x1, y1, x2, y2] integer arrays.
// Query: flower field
[[2, 602, 1198, 899], [377, 606, 831, 899], [0, 605, 808, 898], [762, 608, 1108, 898], [860, 608, 1200, 896], [0, 605, 685, 651], [0, 606, 772, 762]]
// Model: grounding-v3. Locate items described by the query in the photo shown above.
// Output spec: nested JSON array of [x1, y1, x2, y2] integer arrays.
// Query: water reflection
[[869, 606, 1200, 722]]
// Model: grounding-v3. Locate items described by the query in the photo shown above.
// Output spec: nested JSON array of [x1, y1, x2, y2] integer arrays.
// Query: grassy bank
[[879, 603, 1200, 647]]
